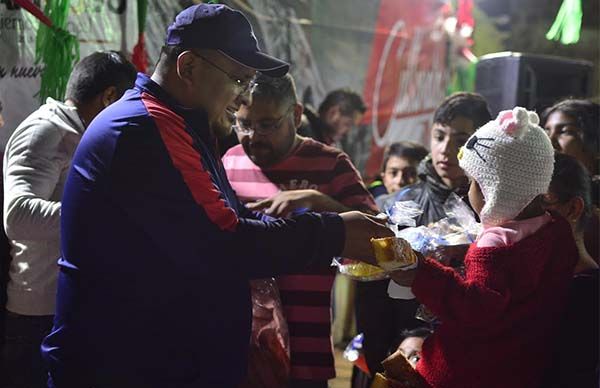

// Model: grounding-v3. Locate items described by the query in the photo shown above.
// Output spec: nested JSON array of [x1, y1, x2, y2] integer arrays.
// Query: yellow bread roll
[[370, 237, 417, 271]]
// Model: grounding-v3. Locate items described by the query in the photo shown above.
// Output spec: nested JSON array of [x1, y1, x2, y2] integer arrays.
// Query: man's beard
[[211, 112, 234, 138]]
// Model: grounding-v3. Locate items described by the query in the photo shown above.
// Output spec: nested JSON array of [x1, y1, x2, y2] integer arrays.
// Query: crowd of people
[[0, 3, 597, 388]]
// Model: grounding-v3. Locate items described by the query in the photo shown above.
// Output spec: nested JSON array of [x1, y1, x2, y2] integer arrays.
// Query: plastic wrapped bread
[[370, 237, 418, 271], [333, 258, 388, 281]]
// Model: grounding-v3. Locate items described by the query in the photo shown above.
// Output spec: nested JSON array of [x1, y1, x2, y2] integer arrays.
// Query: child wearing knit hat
[[390, 107, 579, 388]]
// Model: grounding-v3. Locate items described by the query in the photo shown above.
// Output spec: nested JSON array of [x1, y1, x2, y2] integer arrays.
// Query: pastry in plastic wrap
[[370, 237, 418, 271], [336, 260, 387, 281]]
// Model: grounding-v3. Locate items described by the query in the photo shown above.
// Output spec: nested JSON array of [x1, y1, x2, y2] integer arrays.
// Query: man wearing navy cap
[[40, 4, 392, 387]]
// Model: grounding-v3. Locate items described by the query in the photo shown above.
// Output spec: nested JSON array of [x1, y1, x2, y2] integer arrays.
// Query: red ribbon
[[132, 33, 148, 73], [12, 0, 53, 28]]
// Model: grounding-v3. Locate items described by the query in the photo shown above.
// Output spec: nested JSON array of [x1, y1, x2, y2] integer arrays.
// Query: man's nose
[[236, 89, 252, 107], [440, 138, 452, 154], [393, 173, 404, 186]]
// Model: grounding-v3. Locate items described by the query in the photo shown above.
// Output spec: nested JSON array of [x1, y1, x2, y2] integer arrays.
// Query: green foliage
[[137, 0, 148, 35], [446, 61, 477, 95], [471, 5, 509, 57], [546, 0, 582, 45], [35, 0, 80, 103]]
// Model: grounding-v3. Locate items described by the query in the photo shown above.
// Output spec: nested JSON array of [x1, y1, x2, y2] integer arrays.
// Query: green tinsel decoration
[[446, 61, 477, 95], [546, 0, 583, 45], [35, 0, 80, 103]]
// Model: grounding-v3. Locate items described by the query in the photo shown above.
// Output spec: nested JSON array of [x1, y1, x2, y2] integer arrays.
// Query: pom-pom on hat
[[458, 107, 554, 226]]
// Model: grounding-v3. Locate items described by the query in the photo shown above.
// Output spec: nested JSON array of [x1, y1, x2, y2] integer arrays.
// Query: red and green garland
[[131, 0, 148, 73], [14, 0, 80, 103]]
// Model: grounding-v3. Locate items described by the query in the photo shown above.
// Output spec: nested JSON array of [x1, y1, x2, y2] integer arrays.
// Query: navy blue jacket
[[41, 74, 344, 388]]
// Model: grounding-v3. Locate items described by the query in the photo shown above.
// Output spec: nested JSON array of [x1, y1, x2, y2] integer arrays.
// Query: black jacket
[[376, 156, 470, 226]]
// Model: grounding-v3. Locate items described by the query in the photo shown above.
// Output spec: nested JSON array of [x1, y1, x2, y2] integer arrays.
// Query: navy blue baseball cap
[[166, 3, 289, 77]]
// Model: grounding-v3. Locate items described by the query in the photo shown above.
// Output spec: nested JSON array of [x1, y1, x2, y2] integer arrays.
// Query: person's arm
[[113, 176, 385, 280], [246, 153, 377, 217], [108, 119, 390, 280], [390, 252, 511, 328], [246, 189, 352, 217], [3, 122, 65, 241]]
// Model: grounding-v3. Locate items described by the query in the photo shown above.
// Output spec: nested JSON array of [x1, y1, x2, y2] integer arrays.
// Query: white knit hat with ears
[[457, 106, 555, 226]]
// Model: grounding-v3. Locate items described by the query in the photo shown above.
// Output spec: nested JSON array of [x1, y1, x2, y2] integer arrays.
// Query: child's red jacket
[[412, 216, 578, 388]]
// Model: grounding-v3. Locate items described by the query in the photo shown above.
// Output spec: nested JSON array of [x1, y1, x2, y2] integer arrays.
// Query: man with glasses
[[223, 73, 377, 388], [2, 51, 137, 387], [41, 4, 392, 388]]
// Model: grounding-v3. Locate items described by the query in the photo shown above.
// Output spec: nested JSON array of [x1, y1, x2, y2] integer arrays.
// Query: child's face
[[381, 156, 419, 193], [468, 179, 485, 216], [430, 116, 475, 188], [398, 336, 425, 368], [544, 111, 588, 164]]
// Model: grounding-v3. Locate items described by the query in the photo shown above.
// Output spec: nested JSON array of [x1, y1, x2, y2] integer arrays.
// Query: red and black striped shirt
[[223, 138, 376, 380]]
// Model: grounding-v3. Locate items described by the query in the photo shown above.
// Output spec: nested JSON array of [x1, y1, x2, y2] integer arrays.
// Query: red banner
[[363, 0, 448, 179]]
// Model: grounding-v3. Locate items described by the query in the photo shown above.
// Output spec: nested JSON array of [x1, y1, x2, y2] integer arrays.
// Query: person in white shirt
[[1, 51, 136, 388]]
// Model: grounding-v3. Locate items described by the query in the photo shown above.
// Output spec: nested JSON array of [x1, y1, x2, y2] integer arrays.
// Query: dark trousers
[[290, 380, 328, 388], [353, 280, 422, 388], [0, 311, 54, 388]]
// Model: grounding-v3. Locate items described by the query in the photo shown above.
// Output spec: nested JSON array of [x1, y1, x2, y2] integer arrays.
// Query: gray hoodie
[[3, 98, 85, 316]]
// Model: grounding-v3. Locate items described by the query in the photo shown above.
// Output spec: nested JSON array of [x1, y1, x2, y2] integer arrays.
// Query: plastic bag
[[394, 194, 479, 257], [240, 278, 290, 388], [387, 194, 480, 322], [333, 257, 388, 281], [344, 333, 370, 375], [442, 193, 482, 238], [333, 205, 421, 281], [387, 201, 424, 227]]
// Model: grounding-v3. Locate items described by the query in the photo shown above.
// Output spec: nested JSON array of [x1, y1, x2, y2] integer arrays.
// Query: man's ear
[[101, 86, 118, 108], [176, 51, 196, 85], [293, 103, 304, 128]]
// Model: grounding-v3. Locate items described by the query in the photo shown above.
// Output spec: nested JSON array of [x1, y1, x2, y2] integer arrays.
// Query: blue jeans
[[0, 311, 53, 388]]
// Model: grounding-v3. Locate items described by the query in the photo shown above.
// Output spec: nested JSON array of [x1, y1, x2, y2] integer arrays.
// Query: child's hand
[[432, 244, 469, 266], [389, 251, 423, 287], [389, 267, 418, 287]]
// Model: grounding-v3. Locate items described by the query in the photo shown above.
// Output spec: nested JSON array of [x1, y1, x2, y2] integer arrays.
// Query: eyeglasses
[[233, 107, 294, 136], [190, 51, 255, 95]]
